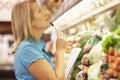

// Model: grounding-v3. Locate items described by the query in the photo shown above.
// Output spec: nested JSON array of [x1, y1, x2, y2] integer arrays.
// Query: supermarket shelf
[[0, 65, 16, 80], [0, 65, 13, 70], [50, 0, 82, 22], [0, 22, 12, 34], [60, 0, 120, 31], [45, 0, 120, 33]]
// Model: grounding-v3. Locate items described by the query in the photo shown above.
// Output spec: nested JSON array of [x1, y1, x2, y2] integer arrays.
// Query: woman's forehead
[[30, 2, 41, 11]]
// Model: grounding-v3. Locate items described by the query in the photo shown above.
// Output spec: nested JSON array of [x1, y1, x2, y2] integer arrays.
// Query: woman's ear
[[31, 22, 34, 27], [31, 0, 36, 2]]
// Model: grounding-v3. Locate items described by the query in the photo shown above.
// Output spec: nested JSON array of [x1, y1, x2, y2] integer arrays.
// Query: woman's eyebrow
[[34, 6, 41, 12], [31, 4, 38, 12]]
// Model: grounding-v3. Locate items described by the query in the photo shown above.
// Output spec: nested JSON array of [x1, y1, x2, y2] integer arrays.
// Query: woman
[[10, 0, 67, 80]]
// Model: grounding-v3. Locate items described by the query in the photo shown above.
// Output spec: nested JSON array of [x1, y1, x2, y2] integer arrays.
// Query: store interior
[[0, 0, 120, 80]]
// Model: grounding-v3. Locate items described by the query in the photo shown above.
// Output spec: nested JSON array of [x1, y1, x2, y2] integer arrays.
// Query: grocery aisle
[[0, 0, 120, 80], [62, 0, 120, 80], [0, 65, 16, 80], [0, 0, 64, 79]]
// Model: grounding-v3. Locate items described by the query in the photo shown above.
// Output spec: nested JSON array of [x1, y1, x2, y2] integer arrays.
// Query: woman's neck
[[31, 28, 44, 40]]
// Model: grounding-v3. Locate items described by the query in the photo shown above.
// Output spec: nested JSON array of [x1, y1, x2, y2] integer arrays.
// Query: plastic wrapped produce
[[81, 54, 90, 66], [88, 61, 102, 80], [88, 41, 103, 64], [76, 71, 86, 80], [83, 35, 101, 54]]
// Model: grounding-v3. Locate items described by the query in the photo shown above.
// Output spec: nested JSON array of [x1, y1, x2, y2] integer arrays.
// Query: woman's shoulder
[[15, 38, 46, 54], [16, 40, 37, 52], [19, 40, 33, 48], [15, 40, 37, 55]]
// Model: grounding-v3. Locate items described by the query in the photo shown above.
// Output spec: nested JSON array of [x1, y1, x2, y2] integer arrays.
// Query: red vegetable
[[113, 70, 118, 77], [106, 69, 113, 77], [108, 47, 114, 55]]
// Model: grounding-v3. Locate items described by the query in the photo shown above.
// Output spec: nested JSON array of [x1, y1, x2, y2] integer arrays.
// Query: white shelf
[[45, 0, 120, 33]]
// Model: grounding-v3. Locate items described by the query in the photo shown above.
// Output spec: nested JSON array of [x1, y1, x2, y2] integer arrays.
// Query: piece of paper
[[65, 48, 81, 79]]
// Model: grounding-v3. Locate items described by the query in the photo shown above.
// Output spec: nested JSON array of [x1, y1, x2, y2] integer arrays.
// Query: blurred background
[[0, 0, 120, 80]]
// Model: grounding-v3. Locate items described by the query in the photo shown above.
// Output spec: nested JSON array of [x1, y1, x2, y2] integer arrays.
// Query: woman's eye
[[38, 10, 41, 13]]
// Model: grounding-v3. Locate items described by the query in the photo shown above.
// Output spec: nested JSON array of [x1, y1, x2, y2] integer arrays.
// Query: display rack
[[50, 0, 81, 22], [0, 22, 12, 34], [45, 0, 120, 33]]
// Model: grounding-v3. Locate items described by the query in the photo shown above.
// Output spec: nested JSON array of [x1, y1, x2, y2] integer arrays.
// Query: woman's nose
[[43, 11, 48, 17]]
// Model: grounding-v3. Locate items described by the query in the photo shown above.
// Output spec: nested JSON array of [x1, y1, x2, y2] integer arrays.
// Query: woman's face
[[30, 2, 50, 30]]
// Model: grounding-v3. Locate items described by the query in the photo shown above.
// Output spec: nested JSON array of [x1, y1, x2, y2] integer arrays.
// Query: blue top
[[14, 37, 54, 80]]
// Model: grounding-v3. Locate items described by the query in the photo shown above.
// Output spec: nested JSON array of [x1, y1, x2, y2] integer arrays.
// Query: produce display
[[67, 27, 120, 80], [110, 9, 120, 32], [65, 8, 120, 80], [101, 27, 120, 80], [70, 31, 93, 80], [65, 35, 81, 54], [75, 31, 102, 80]]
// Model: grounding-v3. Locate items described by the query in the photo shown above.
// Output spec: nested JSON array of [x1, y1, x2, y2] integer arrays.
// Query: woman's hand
[[56, 32, 67, 52]]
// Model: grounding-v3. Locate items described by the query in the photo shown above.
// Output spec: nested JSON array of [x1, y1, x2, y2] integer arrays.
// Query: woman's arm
[[28, 32, 67, 80], [54, 32, 67, 80], [28, 59, 57, 80]]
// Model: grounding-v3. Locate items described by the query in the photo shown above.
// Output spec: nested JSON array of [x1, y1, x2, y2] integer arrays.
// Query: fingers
[[57, 32, 62, 36], [57, 32, 65, 39]]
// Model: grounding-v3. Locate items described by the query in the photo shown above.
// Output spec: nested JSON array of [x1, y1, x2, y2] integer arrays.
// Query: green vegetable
[[80, 32, 92, 48], [115, 27, 120, 35], [115, 9, 120, 24], [102, 27, 120, 53], [70, 32, 92, 80], [88, 36, 101, 45], [101, 64, 108, 71], [113, 27, 120, 50], [88, 61, 102, 80], [115, 42, 120, 51], [70, 51, 84, 80], [102, 35, 115, 53], [117, 75, 120, 80], [89, 41, 103, 64], [113, 33, 120, 40], [110, 8, 120, 32], [110, 22, 118, 32]]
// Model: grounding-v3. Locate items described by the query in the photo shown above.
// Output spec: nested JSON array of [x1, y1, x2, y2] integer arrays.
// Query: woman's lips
[[45, 16, 50, 21]]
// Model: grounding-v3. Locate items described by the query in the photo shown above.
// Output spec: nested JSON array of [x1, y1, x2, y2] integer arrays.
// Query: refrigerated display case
[[48, 0, 120, 80]]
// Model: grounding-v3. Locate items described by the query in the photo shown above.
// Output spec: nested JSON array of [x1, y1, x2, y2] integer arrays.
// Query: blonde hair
[[10, 0, 36, 54]]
